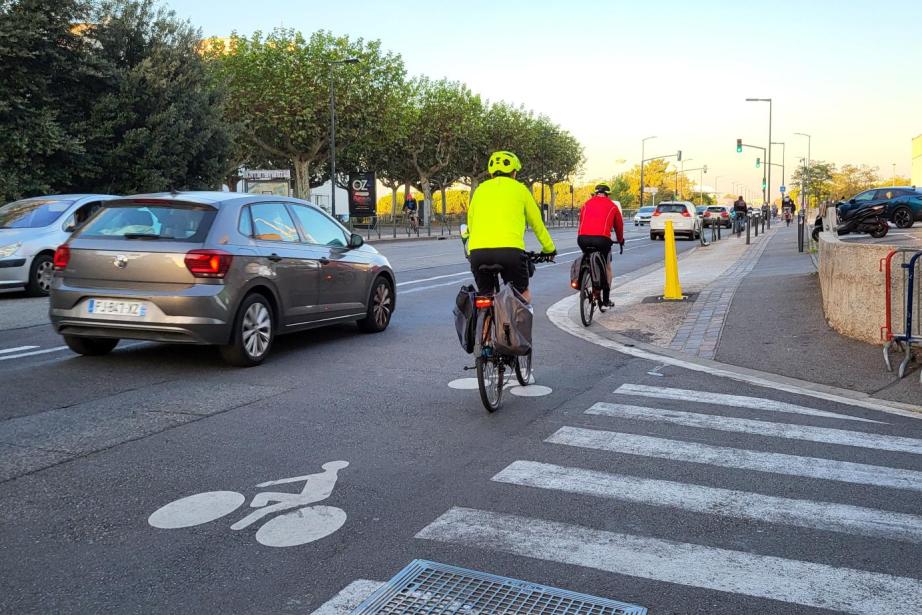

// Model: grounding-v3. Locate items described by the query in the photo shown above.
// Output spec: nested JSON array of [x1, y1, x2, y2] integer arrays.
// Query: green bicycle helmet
[[594, 183, 612, 195], [487, 150, 522, 176]]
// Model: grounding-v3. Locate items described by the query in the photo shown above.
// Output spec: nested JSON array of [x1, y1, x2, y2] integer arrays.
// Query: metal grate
[[351, 560, 647, 615]]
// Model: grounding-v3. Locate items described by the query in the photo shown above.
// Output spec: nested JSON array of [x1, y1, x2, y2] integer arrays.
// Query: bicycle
[[783, 207, 793, 227], [575, 248, 609, 327]]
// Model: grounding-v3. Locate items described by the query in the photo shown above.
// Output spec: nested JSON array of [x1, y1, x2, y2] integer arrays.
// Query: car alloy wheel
[[372, 281, 392, 329], [242, 302, 271, 359], [36, 259, 54, 293], [892, 206, 914, 229]]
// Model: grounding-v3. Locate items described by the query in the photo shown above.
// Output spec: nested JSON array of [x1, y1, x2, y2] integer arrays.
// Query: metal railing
[[882, 249, 922, 382]]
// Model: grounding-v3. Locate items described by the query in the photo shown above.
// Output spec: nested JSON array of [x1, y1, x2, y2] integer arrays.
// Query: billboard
[[348, 172, 376, 217]]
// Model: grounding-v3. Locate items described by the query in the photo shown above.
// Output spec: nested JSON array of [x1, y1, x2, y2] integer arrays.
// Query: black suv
[[837, 186, 922, 229]]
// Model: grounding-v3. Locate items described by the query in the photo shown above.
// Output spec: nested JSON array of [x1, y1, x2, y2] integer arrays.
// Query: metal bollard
[[797, 213, 805, 252], [754, 214, 759, 237], [746, 214, 751, 245]]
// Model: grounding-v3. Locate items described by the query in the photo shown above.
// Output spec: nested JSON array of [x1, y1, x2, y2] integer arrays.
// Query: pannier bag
[[569, 258, 582, 288], [453, 284, 477, 354], [589, 251, 613, 291], [492, 283, 534, 356]]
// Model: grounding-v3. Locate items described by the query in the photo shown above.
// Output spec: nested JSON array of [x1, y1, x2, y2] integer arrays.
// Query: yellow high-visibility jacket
[[465, 176, 556, 253]]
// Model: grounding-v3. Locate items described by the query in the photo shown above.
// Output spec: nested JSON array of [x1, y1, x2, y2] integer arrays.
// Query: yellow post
[[662, 219, 686, 301]]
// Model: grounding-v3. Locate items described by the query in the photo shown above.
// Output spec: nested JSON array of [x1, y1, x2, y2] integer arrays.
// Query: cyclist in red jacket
[[577, 183, 625, 307]]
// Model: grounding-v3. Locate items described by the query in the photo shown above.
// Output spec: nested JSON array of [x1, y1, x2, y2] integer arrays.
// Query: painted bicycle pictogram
[[148, 460, 349, 548]]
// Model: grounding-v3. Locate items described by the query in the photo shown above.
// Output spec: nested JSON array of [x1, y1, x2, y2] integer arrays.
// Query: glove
[[619, 241, 624, 254], [543, 250, 557, 262]]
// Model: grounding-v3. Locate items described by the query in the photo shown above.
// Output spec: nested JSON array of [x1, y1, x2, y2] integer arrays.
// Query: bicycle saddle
[[478, 264, 505, 273]]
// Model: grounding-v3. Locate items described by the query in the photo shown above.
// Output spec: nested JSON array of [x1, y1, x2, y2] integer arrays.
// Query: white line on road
[[0, 345, 38, 355], [546, 426, 922, 491], [493, 460, 922, 543], [0, 346, 69, 362], [417, 507, 922, 614], [586, 402, 922, 455], [615, 384, 884, 424], [309, 579, 384, 615]]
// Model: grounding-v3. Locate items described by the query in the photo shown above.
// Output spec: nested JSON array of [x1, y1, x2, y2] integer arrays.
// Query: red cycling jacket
[[578, 195, 624, 243]]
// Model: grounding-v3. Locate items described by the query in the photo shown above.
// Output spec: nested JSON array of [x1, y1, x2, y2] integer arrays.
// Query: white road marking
[[399, 279, 473, 294], [396, 271, 472, 287], [615, 384, 884, 424], [309, 579, 384, 615], [493, 460, 922, 543], [586, 402, 922, 454], [148, 491, 245, 529], [416, 507, 922, 614], [545, 294, 922, 419], [448, 377, 480, 390], [547, 426, 922, 492], [508, 385, 552, 397], [0, 345, 38, 355], [0, 345, 69, 361]]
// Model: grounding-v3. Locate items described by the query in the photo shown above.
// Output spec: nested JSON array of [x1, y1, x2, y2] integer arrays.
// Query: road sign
[[780, 185, 786, 193], [643, 187, 659, 194]]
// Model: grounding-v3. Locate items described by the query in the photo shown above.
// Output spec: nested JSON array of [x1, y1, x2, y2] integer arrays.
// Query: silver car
[[0, 194, 120, 295], [50, 192, 396, 366]]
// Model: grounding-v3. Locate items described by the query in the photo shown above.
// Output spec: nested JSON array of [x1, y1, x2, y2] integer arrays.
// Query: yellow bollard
[[661, 219, 686, 301]]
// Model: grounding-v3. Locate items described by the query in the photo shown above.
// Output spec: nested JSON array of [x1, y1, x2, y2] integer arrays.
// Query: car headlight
[[0, 242, 21, 257]]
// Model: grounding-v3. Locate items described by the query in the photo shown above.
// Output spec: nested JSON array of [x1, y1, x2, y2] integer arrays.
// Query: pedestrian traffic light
[[703, 164, 708, 173], [677, 150, 682, 162], [762, 179, 767, 190], [736, 139, 743, 153], [755, 158, 761, 168]]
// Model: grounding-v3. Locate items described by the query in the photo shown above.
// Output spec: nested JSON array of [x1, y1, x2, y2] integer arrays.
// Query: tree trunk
[[391, 186, 398, 235], [440, 185, 447, 229], [293, 156, 311, 200], [549, 182, 557, 222], [420, 177, 432, 227]]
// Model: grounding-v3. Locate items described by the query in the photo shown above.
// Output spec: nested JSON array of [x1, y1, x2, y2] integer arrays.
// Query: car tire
[[219, 293, 274, 367], [357, 276, 393, 333], [892, 206, 914, 229], [25, 253, 54, 297], [650, 231, 656, 241], [64, 335, 119, 356]]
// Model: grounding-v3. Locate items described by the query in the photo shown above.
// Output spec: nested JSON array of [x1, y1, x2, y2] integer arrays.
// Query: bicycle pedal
[[463, 365, 477, 371]]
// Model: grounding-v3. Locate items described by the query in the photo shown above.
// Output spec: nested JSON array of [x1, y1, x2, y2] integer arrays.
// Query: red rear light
[[570, 281, 579, 289], [721, 211, 730, 217], [184, 249, 233, 278], [704, 211, 711, 218], [681, 210, 691, 217], [474, 296, 493, 309], [652, 211, 661, 217], [53, 244, 70, 270]]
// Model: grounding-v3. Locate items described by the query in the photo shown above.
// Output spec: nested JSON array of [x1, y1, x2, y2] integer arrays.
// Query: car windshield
[[0, 198, 74, 228], [638, 207, 655, 214], [656, 204, 688, 214], [77, 203, 216, 242]]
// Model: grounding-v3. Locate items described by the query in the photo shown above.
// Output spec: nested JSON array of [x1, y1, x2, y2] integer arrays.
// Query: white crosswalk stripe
[[410, 383, 922, 613], [614, 384, 885, 423], [416, 507, 922, 614], [586, 402, 922, 454]]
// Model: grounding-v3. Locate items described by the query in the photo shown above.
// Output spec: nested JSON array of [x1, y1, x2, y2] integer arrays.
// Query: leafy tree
[[0, 0, 97, 201], [830, 164, 878, 199], [791, 161, 834, 207]]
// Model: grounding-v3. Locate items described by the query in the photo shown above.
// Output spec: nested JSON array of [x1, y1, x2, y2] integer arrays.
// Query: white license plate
[[87, 299, 147, 317]]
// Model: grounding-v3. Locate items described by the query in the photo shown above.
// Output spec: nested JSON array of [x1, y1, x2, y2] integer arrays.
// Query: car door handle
[[267, 253, 283, 262], [319, 257, 330, 265]]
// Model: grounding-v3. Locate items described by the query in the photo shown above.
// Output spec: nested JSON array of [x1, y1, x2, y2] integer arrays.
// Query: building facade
[[913, 134, 922, 187]]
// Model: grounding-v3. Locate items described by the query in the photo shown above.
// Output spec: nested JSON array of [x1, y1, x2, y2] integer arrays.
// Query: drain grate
[[351, 560, 646, 615]]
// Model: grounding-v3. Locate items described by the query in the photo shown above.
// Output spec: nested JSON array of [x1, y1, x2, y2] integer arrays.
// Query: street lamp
[[640, 136, 656, 206], [746, 98, 772, 205], [328, 57, 360, 217], [795, 132, 811, 209]]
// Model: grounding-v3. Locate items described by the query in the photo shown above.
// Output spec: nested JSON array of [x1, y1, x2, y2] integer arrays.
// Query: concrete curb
[[547, 292, 922, 419]]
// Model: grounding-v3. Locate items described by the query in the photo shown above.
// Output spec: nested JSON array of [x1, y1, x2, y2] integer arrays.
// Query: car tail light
[[721, 211, 730, 217], [681, 210, 691, 217], [703, 211, 711, 218], [474, 296, 494, 309], [53, 244, 70, 270], [652, 210, 661, 217], [184, 249, 233, 278]]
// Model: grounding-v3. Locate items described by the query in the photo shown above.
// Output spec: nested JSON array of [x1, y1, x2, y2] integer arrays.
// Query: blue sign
[[780, 185, 786, 193]]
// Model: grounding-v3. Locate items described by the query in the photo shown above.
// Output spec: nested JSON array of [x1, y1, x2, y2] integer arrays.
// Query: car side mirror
[[349, 233, 364, 249]]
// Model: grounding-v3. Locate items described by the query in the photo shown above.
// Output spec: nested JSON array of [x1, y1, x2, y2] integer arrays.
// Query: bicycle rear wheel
[[579, 270, 595, 327], [515, 350, 533, 386], [476, 356, 503, 412]]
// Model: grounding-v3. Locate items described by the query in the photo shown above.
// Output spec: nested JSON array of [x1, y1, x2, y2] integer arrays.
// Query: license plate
[[87, 299, 147, 317]]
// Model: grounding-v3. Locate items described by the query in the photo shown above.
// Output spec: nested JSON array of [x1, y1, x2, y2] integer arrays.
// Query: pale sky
[[173, 0, 922, 196]]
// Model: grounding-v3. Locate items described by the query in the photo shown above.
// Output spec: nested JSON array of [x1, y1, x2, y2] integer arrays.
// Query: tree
[[791, 161, 834, 207], [74, 0, 232, 194], [830, 164, 878, 200], [209, 29, 406, 200], [0, 0, 97, 201]]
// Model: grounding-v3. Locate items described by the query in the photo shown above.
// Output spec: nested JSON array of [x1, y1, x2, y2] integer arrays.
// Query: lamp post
[[640, 136, 656, 206], [795, 132, 811, 210], [746, 98, 772, 206], [676, 158, 693, 199], [328, 57, 360, 217]]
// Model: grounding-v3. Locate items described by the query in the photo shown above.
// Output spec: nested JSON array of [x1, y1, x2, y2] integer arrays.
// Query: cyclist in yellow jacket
[[464, 151, 556, 303]]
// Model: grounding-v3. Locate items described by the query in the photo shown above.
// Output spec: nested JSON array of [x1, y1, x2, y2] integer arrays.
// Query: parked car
[[0, 194, 120, 296], [633, 206, 655, 226], [649, 201, 700, 240], [836, 186, 922, 229], [49, 192, 396, 366], [702, 205, 732, 228]]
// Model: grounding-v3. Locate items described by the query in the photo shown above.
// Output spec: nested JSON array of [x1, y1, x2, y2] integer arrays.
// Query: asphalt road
[[2, 225, 921, 615]]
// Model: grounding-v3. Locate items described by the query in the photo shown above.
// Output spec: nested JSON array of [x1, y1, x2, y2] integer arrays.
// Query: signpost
[[347, 172, 377, 218], [780, 185, 786, 193]]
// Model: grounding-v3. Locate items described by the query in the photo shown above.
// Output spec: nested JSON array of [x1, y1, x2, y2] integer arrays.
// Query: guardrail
[[882, 249, 922, 382]]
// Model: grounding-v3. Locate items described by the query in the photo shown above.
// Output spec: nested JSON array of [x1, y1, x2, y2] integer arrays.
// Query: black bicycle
[[575, 243, 622, 327]]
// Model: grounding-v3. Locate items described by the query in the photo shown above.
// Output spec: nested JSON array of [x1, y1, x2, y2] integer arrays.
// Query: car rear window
[[77, 203, 216, 242], [0, 198, 74, 228], [656, 204, 687, 214], [707, 206, 725, 212]]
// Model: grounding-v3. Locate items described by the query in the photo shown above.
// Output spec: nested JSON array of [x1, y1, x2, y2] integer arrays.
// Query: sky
[[171, 0, 922, 197]]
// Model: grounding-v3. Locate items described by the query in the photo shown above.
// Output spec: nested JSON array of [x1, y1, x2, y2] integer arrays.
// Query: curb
[[547, 292, 922, 419]]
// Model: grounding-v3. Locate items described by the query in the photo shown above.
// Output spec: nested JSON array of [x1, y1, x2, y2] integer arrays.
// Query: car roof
[[116, 191, 317, 208], [657, 201, 694, 205], [9, 194, 119, 201]]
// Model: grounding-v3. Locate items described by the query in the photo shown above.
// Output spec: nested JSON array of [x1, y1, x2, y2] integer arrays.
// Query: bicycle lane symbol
[[148, 461, 349, 548]]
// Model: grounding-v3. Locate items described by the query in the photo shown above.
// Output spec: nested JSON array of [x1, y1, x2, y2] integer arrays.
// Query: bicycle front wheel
[[515, 350, 533, 386], [476, 356, 503, 412], [579, 270, 595, 327]]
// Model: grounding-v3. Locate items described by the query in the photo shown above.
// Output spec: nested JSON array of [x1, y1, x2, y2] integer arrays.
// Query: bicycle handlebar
[[524, 251, 555, 263]]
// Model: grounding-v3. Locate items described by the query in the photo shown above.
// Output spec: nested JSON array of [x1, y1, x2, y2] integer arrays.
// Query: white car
[[649, 201, 700, 240], [633, 206, 655, 226]]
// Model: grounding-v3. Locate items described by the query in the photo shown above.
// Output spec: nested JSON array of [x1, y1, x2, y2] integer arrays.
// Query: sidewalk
[[593, 225, 921, 406]]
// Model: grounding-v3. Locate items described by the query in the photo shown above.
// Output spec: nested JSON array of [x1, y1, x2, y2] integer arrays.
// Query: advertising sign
[[348, 172, 376, 217]]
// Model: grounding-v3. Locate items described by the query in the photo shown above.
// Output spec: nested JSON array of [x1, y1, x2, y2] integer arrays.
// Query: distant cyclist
[[402, 192, 419, 231], [577, 183, 624, 307], [464, 150, 556, 303]]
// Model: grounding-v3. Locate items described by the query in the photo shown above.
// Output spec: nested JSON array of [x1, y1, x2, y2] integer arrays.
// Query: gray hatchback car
[[50, 192, 396, 366]]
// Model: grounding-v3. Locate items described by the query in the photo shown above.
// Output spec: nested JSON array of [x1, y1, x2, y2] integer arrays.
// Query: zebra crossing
[[414, 384, 922, 614]]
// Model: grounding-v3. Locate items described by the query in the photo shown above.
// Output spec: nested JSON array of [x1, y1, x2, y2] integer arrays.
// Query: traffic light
[[762, 179, 767, 190], [703, 164, 708, 173], [677, 150, 682, 162], [755, 158, 761, 168], [736, 139, 743, 153]]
